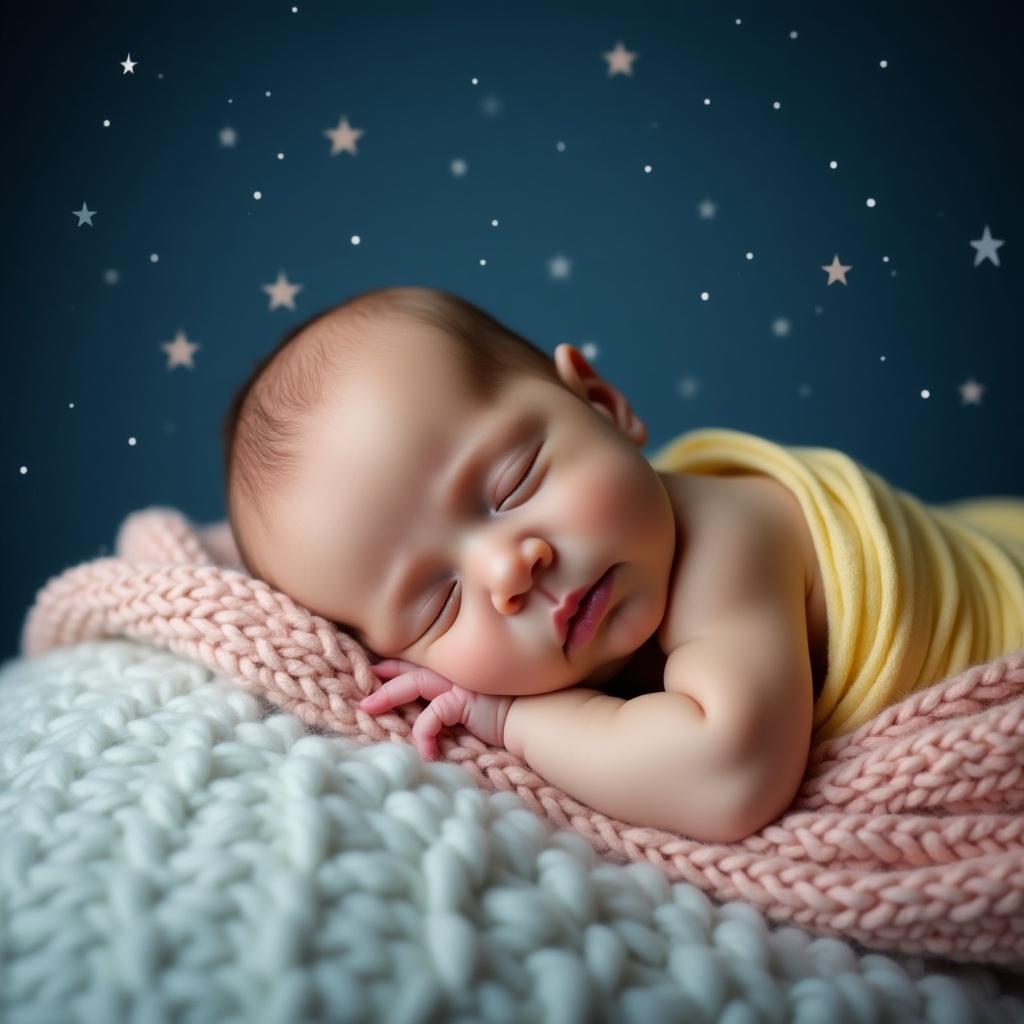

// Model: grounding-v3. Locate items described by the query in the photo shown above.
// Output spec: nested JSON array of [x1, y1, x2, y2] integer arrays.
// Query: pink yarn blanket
[[18, 506, 1024, 968]]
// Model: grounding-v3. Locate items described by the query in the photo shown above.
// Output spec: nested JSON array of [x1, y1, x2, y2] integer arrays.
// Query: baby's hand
[[358, 659, 514, 761]]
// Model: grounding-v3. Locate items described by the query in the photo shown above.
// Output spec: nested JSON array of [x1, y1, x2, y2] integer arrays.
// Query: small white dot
[[19, 466, 27, 475], [882, 255, 890, 263], [479, 258, 487, 266], [790, 30, 799, 40], [277, 152, 284, 160], [880, 355, 887, 362], [920, 389, 930, 399], [69, 402, 75, 408], [745, 251, 754, 260], [704, 97, 711, 106], [128, 436, 137, 446], [228, 98, 233, 104], [491, 218, 499, 227], [866, 197, 876, 208], [772, 100, 781, 110], [735, 18, 742, 25], [351, 235, 360, 245], [700, 291, 710, 301], [643, 164, 652, 174], [157, 73, 164, 80], [829, 160, 838, 169], [265, 90, 271, 97], [471, 77, 479, 85], [556, 141, 566, 152], [291, 6, 298, 12], [150, 253, 159, 263], [103, 119, 111, 127], [879, 59, 888, 68], [253, 190, 262, 200]]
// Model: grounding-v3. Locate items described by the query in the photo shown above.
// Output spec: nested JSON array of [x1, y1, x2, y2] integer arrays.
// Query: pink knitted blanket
[[18, 507, 1024, 968]]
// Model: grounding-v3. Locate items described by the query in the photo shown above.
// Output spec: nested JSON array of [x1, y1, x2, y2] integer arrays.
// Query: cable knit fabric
[[13, 506, 1024, 972], [2, 639, 1023, 1023]]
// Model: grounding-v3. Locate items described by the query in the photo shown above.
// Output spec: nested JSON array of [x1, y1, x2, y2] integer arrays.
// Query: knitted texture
[[2, 639, 1023, 1024], [17, 506, 1024, 968]]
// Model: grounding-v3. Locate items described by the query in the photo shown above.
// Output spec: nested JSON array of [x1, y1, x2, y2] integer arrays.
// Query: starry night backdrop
[[2, 1, 1021, 666]]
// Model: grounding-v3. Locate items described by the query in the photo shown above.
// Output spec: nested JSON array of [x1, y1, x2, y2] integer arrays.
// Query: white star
[[969, 225, 1004, 267], [821, 254, 852, 285], [262, 271, 304, 310], [121, 53, 137, 74], [73, 203, 96, 226], [547, 254, 572, 280], [324, 116, 364, 156], [219, 126, 237, 147], [161, 330, 201, 369], [677, 375, 701, 399], [698, 198, 716, 219], [958, 377, 986, 405], [602, 41, 638, 77]]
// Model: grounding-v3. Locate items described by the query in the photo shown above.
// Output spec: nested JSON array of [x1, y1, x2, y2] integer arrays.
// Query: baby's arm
[[503, 684, 757, 843]]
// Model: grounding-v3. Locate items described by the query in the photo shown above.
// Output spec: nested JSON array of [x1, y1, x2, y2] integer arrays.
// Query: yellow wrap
[[647, 428, 1024, 741]]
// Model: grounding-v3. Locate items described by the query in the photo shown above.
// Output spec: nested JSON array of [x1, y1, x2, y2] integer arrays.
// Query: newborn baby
[[224, 286, 1024, 843]]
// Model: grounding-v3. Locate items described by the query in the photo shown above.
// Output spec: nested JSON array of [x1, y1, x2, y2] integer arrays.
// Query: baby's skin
[[240, 317, 814, 842]]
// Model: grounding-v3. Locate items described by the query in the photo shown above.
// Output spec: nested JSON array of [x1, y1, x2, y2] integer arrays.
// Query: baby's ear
[[553, 344, 648, 447]]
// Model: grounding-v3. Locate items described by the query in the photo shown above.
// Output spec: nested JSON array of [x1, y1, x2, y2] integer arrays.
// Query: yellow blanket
[[647, 428, 1024, 741]]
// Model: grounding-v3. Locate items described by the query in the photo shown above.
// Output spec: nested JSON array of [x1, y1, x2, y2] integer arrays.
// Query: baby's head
[[223, 286, 677, 697]]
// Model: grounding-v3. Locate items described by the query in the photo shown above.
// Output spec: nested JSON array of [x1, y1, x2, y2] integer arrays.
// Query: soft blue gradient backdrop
[[4, 1, 1021, 664]]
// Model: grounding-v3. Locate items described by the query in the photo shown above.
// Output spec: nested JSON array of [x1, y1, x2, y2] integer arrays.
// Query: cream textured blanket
[[17, 506, 1024, 968], [648, 427, 1024, 741]]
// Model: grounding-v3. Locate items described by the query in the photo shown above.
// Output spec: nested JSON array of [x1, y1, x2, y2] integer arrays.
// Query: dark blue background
[[4, 1, 1021, 665]]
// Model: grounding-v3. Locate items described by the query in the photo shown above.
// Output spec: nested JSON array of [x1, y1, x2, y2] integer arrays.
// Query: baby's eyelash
[[426, 444, 544, 637], [499, 445, 542, 507], [430, 583, 458, 630]]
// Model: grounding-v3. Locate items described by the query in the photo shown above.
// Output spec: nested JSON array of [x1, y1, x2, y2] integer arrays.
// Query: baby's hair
[[221, 285, 560, 590]]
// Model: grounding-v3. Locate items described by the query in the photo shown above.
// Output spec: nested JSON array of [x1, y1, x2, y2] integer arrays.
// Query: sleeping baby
[[223, 286, 1024, 843]]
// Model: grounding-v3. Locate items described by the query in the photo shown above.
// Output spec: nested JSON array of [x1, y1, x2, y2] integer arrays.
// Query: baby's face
[[249, 327, 677, 697]]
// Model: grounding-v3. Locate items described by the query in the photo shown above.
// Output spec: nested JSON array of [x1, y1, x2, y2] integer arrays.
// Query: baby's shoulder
[[659, 471, 810, 649]]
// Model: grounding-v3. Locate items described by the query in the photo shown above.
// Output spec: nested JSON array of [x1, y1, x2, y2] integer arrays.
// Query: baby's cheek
[[568, 452, 658, 534]]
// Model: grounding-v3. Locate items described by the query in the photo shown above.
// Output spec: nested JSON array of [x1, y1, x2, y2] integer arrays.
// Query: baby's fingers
[[360, 666, 454, 711]]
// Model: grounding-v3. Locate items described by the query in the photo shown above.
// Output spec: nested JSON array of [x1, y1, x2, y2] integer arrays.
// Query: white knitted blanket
[[2, 639, 1022, 1024]]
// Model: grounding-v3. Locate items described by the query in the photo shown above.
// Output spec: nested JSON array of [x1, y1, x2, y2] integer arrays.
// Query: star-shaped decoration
[[602, 41, 638, 77], [547, 254, 572, 280], [324, 116, 364, 156], [73, 203, 96, 226], [970, 225, 1004, 267], [121, 53, 137, 74], [161, 329, 200, 369], [262, 271, 304, 310], [821, 254, 852, 286], [958, 377, 985, 405], [677, 375, 701, 399], [219, 126, 237, 147]]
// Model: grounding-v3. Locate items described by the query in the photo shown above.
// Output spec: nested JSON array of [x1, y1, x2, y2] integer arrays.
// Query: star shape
[[602, 41, 638, 77], [324, 116, 364, 156], [73, 203, 96, 226], [161, 330, 200, 369], [121, 53, 137, 74], [262, 271, 304, 310], [219, 126, 237, 147], [969, 225, 1004, 267], [958, 377, 985, 405], [547, 254, 572, 280], [821, 254, 852, 285]]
